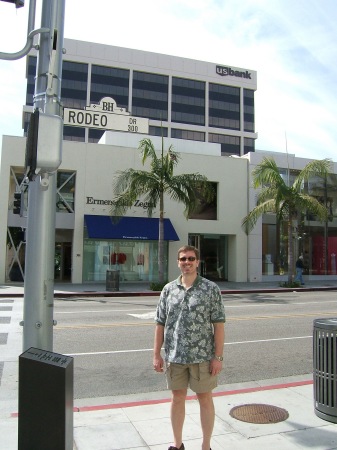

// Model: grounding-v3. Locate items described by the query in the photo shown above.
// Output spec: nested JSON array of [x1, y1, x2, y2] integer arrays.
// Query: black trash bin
[[313, 318, 337, 423], [106, 270, 120, 291]]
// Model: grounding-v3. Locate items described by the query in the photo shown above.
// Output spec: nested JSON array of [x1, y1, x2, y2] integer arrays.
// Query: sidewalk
[[1, 281, 337, 449], [1, 278, 337, 297]]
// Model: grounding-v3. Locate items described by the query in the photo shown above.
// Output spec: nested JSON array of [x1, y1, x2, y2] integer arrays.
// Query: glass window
[[171, 77, 205, 126], [188, 182, 217, 220], [88, 128, 105, 143], [209, 83, 240, 130], [244, 137, 255, 154], [82, 239, 168, 282], [132, 71, 169, 120], [61, 61, 88, 109], [90, 65, 129, 109], [244, 89, 255, 132], [209, 133, 240, 156], [56, 171, 76, 213], [189, 234, 228, 281], [149, 126, 168, 137], [171, 128, 205, 142], [26, 56, 36, 106], [63, 126, 85, 142]]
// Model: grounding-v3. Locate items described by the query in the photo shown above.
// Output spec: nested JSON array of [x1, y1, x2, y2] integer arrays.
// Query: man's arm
[[210, 322, 225, 375], [153, 324, 165, 372]]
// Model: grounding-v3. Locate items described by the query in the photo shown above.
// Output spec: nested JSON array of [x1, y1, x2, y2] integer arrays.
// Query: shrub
[[149, 281, 168, 291]]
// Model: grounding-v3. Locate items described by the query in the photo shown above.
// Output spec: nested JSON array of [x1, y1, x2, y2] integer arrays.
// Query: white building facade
[[1, 134, 249, 284]]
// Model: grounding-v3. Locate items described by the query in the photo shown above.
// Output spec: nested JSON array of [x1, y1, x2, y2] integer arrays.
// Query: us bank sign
[[63, 97, 149, 134]]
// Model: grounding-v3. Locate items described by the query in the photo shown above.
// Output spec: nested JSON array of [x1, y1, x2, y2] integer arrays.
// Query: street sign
[[63, 96, 149, 134]]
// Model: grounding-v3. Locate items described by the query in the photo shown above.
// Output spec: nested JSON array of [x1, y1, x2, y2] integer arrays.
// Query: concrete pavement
[[1, 280, 337, 449]]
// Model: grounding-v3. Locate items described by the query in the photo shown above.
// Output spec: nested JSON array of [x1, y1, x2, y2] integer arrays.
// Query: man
[[294, 255, 305, 285], [153, 245, 225, 450]]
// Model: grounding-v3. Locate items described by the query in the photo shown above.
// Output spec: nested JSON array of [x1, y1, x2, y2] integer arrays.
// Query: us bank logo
[[216, 65, 252, 79]]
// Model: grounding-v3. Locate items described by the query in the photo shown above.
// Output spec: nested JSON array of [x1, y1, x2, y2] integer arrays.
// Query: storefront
[[246, 152, 337, 280], [82, 215, 179, 282]]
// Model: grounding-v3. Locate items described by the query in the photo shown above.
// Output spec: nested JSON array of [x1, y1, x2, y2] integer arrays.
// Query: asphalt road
[[52, 290, 337, 399]]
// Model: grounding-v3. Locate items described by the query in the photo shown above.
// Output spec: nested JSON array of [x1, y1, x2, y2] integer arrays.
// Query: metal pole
[[23, 0, 65, 351]]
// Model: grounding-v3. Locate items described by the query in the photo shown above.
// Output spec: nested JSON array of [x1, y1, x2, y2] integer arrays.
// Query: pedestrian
[[294, 255, 305, 285], [153, 245, 226, 450]]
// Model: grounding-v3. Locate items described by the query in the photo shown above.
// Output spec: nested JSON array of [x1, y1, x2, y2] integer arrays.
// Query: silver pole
[[23, 0, 65, 351]]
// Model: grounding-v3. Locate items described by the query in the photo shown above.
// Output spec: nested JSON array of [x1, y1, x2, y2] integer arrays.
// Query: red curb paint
[[10, 379, 313, 416], [74, 379, 313, 413]]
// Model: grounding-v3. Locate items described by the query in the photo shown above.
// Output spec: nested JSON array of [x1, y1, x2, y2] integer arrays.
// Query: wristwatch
[[214, 355, 223, 361]]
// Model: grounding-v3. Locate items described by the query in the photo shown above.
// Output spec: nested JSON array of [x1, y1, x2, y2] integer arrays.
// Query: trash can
[[313, 318, 337, 423], [106, 270, 120, 291]]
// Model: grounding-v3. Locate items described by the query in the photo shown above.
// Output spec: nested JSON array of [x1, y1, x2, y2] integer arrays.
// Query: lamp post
[[0, 0, 65, 351]]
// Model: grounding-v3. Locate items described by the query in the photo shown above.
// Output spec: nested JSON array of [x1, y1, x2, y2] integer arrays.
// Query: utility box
[[106, 270, 120, 291], [313, 318, 337, 424], [18, 347, 74, 450]]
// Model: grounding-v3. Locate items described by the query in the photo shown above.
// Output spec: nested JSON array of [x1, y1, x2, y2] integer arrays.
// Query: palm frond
[[242, 199, 276, 234], [292, 159, 332, 191], [252, 157, 285, 189]]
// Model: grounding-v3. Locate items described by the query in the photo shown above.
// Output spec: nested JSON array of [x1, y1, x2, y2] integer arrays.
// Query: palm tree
[[242, 157, 332, 283], [111, 137, 214, 283]]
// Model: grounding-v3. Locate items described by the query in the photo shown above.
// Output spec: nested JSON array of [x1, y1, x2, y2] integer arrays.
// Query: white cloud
[[1, 0, 337, 161]]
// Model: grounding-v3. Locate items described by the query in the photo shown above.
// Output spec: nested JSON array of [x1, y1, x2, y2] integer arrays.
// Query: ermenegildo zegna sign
[[86, 197, 155, 210], [63, 97, 149, 134]]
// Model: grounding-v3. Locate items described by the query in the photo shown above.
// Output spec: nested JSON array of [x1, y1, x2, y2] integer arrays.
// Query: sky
[[1, 0, 337, 161]]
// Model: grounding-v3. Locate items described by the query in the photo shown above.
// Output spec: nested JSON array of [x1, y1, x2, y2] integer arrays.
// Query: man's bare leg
[[170, 389, 187, 448], [197, 391, 214, 450]]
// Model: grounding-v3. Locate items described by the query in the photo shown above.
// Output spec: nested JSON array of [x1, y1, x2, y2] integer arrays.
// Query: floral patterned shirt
[[155, 275, 226, 364]]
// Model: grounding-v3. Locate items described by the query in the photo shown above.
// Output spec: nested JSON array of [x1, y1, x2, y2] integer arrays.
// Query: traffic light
[[25, 109, 63, 180], [0, 0, 24, 7], [13, 192, 23, 215]]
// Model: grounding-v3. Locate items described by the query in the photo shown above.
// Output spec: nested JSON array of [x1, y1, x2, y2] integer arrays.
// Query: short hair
[[177, 245, 200, 260]]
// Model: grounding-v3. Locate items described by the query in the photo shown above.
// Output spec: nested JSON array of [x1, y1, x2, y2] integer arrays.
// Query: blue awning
[[84, 215, 179, 241]]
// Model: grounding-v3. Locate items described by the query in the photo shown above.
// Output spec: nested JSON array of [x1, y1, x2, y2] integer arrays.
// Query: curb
[[1, 285, 337, 298]]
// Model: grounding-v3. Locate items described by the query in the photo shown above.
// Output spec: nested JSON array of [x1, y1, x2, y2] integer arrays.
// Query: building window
[[171, 77, 205, 126], [61, 61, 88, 109], [171, 128, 205, 142], [209, 133, 240, 156], [132, 71, 169, 120], [244, 89, 255, 132], [88, 129, 104, 143], [149, 126, 168, 137], [209, 83, 240, 130], [188, 182, 217, 220], [26, 55, 36, 106], [82, 239, 168, 282], [56, 171, 76, 213], [63, 126, 85, 142], [244, 137, 255, 154], [90, 65, 129, 108]]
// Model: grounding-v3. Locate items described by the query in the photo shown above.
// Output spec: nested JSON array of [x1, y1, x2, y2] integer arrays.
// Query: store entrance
[[189, 234, 228, 281], [55, 243, 72, 281]]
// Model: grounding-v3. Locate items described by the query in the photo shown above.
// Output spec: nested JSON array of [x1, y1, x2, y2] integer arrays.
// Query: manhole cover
[[230, 403, 289, 424]]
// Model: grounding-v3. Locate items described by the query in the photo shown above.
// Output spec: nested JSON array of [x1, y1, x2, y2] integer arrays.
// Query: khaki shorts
[[165, 361, 217, 393]]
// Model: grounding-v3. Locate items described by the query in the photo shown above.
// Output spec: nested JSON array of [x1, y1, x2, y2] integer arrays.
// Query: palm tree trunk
[[287, 218, 294, 284], [158, 191, 164, 284]]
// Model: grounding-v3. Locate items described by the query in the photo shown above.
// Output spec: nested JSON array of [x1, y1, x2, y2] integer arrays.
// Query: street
[[52, 290, 337, 400]]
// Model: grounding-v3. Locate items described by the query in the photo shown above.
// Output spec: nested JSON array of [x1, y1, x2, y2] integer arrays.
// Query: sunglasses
[[178, 256, 196, 262]]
